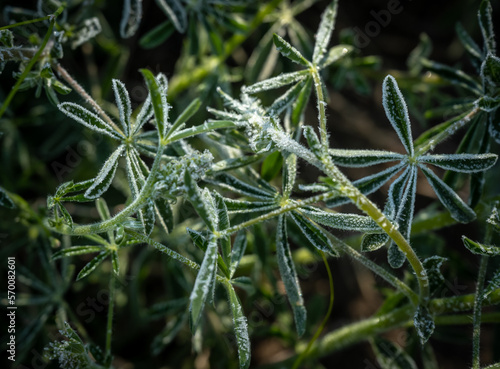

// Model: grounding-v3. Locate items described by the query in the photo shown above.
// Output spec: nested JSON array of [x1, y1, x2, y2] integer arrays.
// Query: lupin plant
[[1, 0, 500, 368]]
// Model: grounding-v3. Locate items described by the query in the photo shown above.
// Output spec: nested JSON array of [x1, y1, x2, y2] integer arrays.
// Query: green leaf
[[476, 96, 500, 112], [273, 33, 310, 67], [52, 246, 103, 260], [478, 0, 496, 54], [382, 75, 414, 156], [487, 204, 500, 231], [261, 151, 283, 182], [111, 251, 119, 275], [0, 29, 14, 47], [140, 200, 156, 236], [396, 166, 417, 240], [455, 22, 483, 62], [112, 79, 131, 137], [189, 236, 218, 331], [283, 154, 297, 199], [167, 120, 236, 143], [276, 215, 306, 337], [155, 199, 174, 234], [312, 0, 338, 65], [388, 242, 405, 269], [0, 186, 15, 208], [423, 256, 447, 295], [155, 0, 187, 33], [151, 312, 188, 355], [419, 164, 476, 223], [139, 21, 175, 49], [243, 70, 309, 94], [300, 207, 380, 233], [230, 232, 247, 279], [140, 69, 168, 140], [58, 102, 122, 140], [303, 125, 323, 159], [419, 153, 497, 173], [292, 76, 313, 125], [120, 0, 142, 38], [329, 149, 404, 167], [371, 336, 418, 369], [421, 59, 482, 95], [225, 283, 251, 369], [223, 198, 278, 214], [77, 251, 110, 280], [361, 233, 389, 252], [212, 173, 276, 200], [320, 45, 353, 68], [483, 267, 500, 300], [184, 171, 218, 232], [462, 236, 500, 256], [167, 98, 201, 138], [85, 145, 125, 199], [211, 154, 264, 173], [269, 79, 307, 115], [481, 53, 500, 90], [290, 211, 337, 256], [414, 305, 435, 344], [214, 192, 231, 266]]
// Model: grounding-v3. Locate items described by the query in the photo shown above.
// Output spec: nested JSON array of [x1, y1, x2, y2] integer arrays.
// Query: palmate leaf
[[120, 0, 143, 38], [462, 236, 500, 256], [276, 215, 306, 337], [382, 75, 414, 156], [273, 34, 310, 67], [155, 0, 187, 33], [189, 235, 218, 331], [58, 102, 122, 140], [312, 0, 338, 65], [85, 145, 125, 199], [418, 153, 497, 172], [419, 164, 476, 223], [329, 149, 404, 167]]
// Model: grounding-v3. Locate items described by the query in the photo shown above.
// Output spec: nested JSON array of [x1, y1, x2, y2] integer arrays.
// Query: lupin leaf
[[462, 236, 500, 256], [290, 211, 337, 256], [414, 305, 435, 344], [418, 153, 497, 173], [77, 251, 111, 280], [184, 170, 218, 232], [120, 0, 143, 38], [155, 0, 187, 33], [329, 149, 404, 167], [225, 283, 251, 369], [112, 79, 132, 137], [313, 0, 338, 65], [273, 34, 310, 67], [85, 145, 125, 199]]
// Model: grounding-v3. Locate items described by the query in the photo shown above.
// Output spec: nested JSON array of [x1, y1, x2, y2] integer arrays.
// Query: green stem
[[0, 5, 65, 119], [0, 15, 53, 31], [167, 0, 284, 98], [259, 287, 500, 369], [105, 272, 116, 365]]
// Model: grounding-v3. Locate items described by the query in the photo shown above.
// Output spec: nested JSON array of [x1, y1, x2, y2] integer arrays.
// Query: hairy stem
[[0, 5, 65, 119], [54, 63, 124, 137]]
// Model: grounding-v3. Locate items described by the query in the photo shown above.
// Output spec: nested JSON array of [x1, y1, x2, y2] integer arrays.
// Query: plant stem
[[0, 15, 53, 31], [0, 5, 65, 119], [54, 63, 125, 137], [311, 70, 329, 149], [105, 272, 116, 365]]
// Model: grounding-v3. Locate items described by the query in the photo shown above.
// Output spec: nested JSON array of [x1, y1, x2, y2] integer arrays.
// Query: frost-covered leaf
[[120, 0, 143, 38], [243, 70, 309, 94], [140, 200, 156, 236], [189, 236, 218, 331], [211, 173, 276, 200], [303, 125, 323, 159], [478, 0, 496, 54], [230, 232, 247, 278], [111, 251, 120, 275], [276, 215, 306, 337], [371, 336, 418, 369], [423, 256, 447, 295], [0, 30, 14, 47], [361, 233, 389, 252], [77, 251, 110, 280], [52, 246, 103, 260], [418, 153, 497, 172], [155, 0, 187, 33], [476, 95, 500, 112], [0, 186, 15, 208], [382, 75, 414, 156], [133, 73, 168, 134], [292, 76, 313, 125], [283, 154, 297, 199], [290, 211, 337, 256], [223, 198, 278, 214], [155, 199, 174, 234], [85, 145, 125, 199], [329, 149, 404, 167], [167, 98, 201, 138], [481, 53, 500, 90], [483, 267, 500, 300], [312, 0, 338, 65], [386, 166, 412, 218], [58, 102, 122, 140], [269, 79, 308, 115], [388, 242, 405, 269], [462, 236, 500, 256], [167, 120, 236, 143], [414, 305, 435, 344], [487, 204, 500, 231], [273, 34, 310, 67], [421, 59, 482, 95], [300, 207, 380, 233], [419, 164, 476, 223], [112, 79, 131, 136], [225, 283, 251, 369], [396, 166, 417, 240], [184, 170, 218, 232], [320, 45, 353, 68], [140, 69, 169, 139]]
